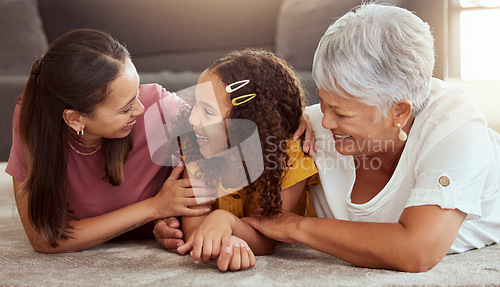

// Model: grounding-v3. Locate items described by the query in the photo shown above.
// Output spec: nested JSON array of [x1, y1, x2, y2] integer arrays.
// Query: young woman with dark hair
[[6, 29, 214, 253]]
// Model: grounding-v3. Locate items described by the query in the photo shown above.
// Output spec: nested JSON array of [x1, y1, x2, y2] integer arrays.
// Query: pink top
[[6, 84, 184, 237]]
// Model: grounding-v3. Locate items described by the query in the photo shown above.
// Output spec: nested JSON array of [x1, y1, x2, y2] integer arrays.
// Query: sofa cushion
[[0, 75, 27, 161], [139, 70, 201, 94], [0, 0, 48, 76], [275, 0, 407, 71], [38, 0, 283, 72]]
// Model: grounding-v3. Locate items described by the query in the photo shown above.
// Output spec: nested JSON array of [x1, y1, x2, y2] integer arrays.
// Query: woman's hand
[[177, 209, 236, 262], [152, 162, 215, 218], [293, 113, 316, 156], [217, 235, 256, 271], [241, 210, 303, 244], [153, 217, 184, 253]]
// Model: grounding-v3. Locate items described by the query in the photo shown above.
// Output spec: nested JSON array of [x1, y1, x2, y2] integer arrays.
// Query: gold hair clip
[[231, 93, 257, 106]]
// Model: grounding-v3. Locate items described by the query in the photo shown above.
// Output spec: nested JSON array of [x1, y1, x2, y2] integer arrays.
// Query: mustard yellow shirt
[[186, 138, 318, 217]]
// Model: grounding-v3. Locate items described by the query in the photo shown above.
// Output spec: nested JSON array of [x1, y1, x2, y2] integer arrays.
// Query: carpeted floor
[[1, 164, 500, 286]]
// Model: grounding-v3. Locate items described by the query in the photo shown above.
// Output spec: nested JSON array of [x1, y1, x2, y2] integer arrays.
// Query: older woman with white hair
[[242, 3, 500, 272]]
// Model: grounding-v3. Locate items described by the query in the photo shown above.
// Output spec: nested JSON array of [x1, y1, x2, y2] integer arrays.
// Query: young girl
[[174, 49, 318, 271]]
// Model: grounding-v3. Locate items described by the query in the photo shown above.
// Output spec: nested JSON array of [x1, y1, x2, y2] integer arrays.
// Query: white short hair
[[312, 3, 435, 118]]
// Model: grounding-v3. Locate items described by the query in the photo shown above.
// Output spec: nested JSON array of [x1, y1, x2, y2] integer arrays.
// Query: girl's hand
[[153, 163, 215, 218], [293, 113, 316, 156], [177, 209, 236, 262], [217, 236, 256, 271]]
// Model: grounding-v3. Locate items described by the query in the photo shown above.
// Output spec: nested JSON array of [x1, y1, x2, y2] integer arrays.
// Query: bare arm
[[179, 166, 212, 247], [229, 178, 307, 255], [178, 179, 308, 258], [180, 208, 211, 254], [14, 164, 214, 253], [243, 205, 466, 272], [154, 167, 215, 252]]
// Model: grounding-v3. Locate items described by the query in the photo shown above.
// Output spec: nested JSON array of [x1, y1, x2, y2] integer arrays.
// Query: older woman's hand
[[241, 210, 302, 244], [293, 113, 316, 156]]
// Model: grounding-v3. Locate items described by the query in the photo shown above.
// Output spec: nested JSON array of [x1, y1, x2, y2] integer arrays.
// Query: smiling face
[[188, 70, 233, 158], [80, 58, 144, 145], [318, 88, 400, 158]]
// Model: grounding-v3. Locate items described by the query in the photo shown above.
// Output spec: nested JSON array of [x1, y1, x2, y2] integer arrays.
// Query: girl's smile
[[189, 70, 232, 158], [194, 130, 210, 147]]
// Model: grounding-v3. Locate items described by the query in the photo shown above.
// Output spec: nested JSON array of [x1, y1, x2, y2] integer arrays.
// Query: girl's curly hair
[[209, 49, 306, 216], [172, 49, 305, 216]]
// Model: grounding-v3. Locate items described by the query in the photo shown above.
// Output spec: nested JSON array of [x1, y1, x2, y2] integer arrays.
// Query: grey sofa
[[0, 0, 446, 161]]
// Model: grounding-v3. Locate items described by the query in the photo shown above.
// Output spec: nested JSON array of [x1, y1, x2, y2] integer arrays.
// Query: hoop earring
[[397, 123, 407, 142], [77, 129, 84, 139]]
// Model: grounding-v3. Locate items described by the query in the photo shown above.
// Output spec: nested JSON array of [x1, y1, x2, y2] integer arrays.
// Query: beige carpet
[[1, 164, 500, 286]]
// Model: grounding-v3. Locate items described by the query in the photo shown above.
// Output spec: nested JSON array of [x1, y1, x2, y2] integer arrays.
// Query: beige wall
[[405, 0, 448, 80], [446, 78, 500, 132]]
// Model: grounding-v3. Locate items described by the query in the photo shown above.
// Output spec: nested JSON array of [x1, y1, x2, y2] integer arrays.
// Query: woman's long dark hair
[[18, 29, 133, 247], [205, 49, 305, 216]]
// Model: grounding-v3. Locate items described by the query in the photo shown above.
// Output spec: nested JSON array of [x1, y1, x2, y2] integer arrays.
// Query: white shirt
[[305, 78, 500, 253]]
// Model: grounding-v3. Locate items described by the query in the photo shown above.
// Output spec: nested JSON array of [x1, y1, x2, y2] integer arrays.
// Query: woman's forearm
[[15, 165, 212, 254], [292, 205, 465, 273], [294, 217, 412, 270], [20, 196, 160, 253]]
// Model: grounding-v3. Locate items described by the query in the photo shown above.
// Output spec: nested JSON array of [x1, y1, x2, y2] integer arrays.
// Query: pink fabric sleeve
[[5, 104, 28, 182]]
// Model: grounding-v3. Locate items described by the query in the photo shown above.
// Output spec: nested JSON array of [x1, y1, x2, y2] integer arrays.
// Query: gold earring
[[397, 123, 407, 142], [77, 129, 84, 139]]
